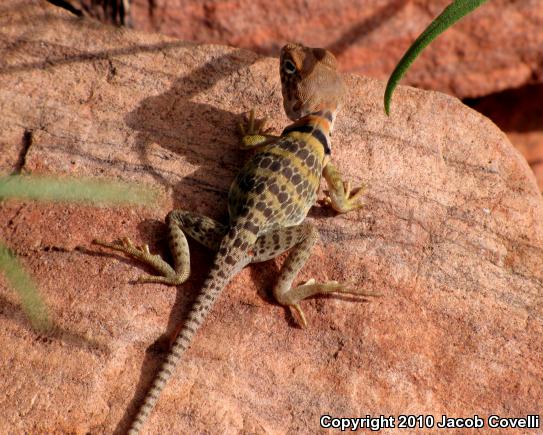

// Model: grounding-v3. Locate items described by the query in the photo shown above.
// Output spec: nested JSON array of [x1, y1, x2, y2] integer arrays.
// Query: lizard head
[[280, 43, 345, 121]]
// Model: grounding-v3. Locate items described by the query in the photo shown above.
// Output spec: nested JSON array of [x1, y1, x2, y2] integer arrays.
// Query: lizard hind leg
[[93, 210, 227, 285], [253, 223, 378, 328]]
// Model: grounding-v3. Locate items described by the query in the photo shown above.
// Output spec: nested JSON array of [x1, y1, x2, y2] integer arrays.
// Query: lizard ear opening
[[282, 59, 297, 74]]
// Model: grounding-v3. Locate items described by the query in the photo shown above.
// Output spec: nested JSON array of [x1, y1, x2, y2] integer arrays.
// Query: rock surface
[[1, 1, 543, 434], [466, 84, 543, 191], [127, 0, 543, 99], [49, 0, 543, 192]]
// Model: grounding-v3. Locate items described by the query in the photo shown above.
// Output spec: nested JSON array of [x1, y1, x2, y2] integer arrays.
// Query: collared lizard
[[93, 43, 376, 434]]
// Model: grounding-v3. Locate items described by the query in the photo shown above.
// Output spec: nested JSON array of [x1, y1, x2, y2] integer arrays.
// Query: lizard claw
[[93, 236, 188, 286], [321, 182, 365, 214], [239, 109, 270, 136], [285, 278, 380, 328], [290, 303, 308, 329], [93, 237, 133, 252], [238, 109, 275, 149], [321, 163, 367, 214]]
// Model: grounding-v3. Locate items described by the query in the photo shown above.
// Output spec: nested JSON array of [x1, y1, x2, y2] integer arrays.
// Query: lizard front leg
[[321, 161, 366, 213], [252, 223, 378, 328], [238, 109, 280, 150], [93, 210, 227, 285]]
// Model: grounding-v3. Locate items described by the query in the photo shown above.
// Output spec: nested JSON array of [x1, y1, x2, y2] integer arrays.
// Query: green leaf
[[384, 0, 488, 115], [0, 242, 52, 332], [0, 175, 160, 205]]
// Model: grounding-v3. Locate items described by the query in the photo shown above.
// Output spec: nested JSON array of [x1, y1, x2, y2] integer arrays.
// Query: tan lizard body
[[94, 43, 375, 433]]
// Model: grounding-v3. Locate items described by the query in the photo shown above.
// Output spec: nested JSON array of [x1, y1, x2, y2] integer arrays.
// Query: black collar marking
[[282, 124, 331, 155]]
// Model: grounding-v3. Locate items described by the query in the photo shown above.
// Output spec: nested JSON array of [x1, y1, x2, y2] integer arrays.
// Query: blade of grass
[[0, 174, 162, 332], [0, 175, 161, 205], [384, 0, 488, 115], [0, 241, 52, 332]]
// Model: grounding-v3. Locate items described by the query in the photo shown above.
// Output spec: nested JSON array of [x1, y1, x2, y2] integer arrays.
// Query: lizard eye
[[282, 59, 297, 74]]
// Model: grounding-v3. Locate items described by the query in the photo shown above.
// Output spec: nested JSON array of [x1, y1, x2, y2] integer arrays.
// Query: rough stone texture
[[49, 0, 543, 192], [466, 84, 543, 191], [127, 0, 543, 99], [1, 1, 543, 434]]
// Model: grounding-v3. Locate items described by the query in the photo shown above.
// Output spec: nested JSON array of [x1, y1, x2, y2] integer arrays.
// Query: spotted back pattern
[[228, 43, 346, 233]]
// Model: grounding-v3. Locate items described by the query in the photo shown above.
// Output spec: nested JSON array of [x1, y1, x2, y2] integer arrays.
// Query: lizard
[[93, 42, 376, 434]]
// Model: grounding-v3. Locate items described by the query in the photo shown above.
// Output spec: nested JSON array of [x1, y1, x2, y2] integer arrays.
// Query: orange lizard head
[[279, 43, 345, 121]]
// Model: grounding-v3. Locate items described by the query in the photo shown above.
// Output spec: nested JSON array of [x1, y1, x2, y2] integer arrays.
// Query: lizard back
[[228, 42, 345, 234], [228, 112, 335, 232]]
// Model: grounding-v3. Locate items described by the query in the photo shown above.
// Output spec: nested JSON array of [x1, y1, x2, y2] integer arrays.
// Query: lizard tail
[[128, 226, 255, 434]]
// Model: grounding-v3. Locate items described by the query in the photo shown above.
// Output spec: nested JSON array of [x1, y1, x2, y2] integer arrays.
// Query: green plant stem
[[0, 174, 162, 332], [0, 242, 52, 332], [384, 0, 489, 115], [0, 175, 160, 205]]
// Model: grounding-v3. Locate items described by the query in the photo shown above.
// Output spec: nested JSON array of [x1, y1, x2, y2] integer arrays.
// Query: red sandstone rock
[[47, 0, 543, 192], [126, 0, 543, 99], [466, 84, 543, 191], [1, 1, 542, 433]]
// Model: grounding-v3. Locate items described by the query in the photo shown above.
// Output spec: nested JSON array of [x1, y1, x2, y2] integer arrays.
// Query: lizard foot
[[321, 180, 366, 214], [287, 278, 381, 328], [92, 237, 187, 285], [238, 109, 274, 149]]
